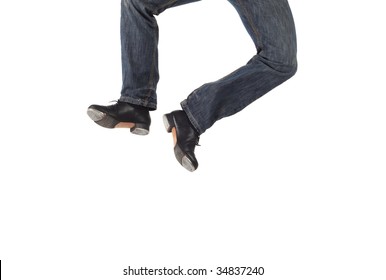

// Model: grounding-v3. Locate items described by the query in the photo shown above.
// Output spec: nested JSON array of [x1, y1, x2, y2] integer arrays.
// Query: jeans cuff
[[119, 96, 157, 110], [180, 99, 203, 135]]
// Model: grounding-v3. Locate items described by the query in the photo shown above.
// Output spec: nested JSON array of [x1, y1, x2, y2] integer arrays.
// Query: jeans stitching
[[235, 0, 262, 50], [144, 34, 157, 106]]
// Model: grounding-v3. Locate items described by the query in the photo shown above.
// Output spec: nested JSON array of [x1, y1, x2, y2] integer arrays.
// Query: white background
[[1, 0, 385, 279]]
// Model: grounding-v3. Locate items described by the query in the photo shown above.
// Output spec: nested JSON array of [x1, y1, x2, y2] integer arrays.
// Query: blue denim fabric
[[119, 0, 297, 134]]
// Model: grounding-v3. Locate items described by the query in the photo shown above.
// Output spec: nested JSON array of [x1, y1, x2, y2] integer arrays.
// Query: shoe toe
[[87, 107, 106, 122], [181, 155, 198, 172], [174, 145, 198, 172]]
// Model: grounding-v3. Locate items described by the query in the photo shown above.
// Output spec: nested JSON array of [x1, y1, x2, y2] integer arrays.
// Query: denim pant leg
[[119, 0, 201, 110], [181, 0, 298, 135]]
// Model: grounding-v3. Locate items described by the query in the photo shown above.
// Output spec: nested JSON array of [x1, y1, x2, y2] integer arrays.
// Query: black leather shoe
[[163, 110, 200, 172], [87, 101, 151, 135]]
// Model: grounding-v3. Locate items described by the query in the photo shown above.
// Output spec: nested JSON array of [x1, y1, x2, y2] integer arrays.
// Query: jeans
[[119, 0, 297, 135]]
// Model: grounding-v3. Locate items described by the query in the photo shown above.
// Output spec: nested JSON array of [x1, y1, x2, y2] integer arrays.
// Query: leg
[[119, 0, 201, 110], [88, 0, 200, 134], [181, 0, 297, 134]]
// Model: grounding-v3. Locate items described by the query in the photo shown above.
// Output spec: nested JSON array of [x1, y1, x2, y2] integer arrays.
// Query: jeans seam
[[235, 0, 262, 50], [144, 36, 157, 107]]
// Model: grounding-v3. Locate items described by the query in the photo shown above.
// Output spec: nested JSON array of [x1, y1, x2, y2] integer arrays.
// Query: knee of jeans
[[252, 53, 297, 76], [282, 59, 297, 77], [257, 43, 296, 68], [282, 56, 297, 76]]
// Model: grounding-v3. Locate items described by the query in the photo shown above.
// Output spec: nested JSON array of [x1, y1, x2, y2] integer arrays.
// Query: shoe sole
[[163, 114, 197, 172], [87, 108, 149, 135]]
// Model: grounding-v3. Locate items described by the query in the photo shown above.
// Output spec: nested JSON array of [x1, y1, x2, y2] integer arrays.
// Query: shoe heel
[[163, 114, 174, 133], [131, 123, 149, 135]]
